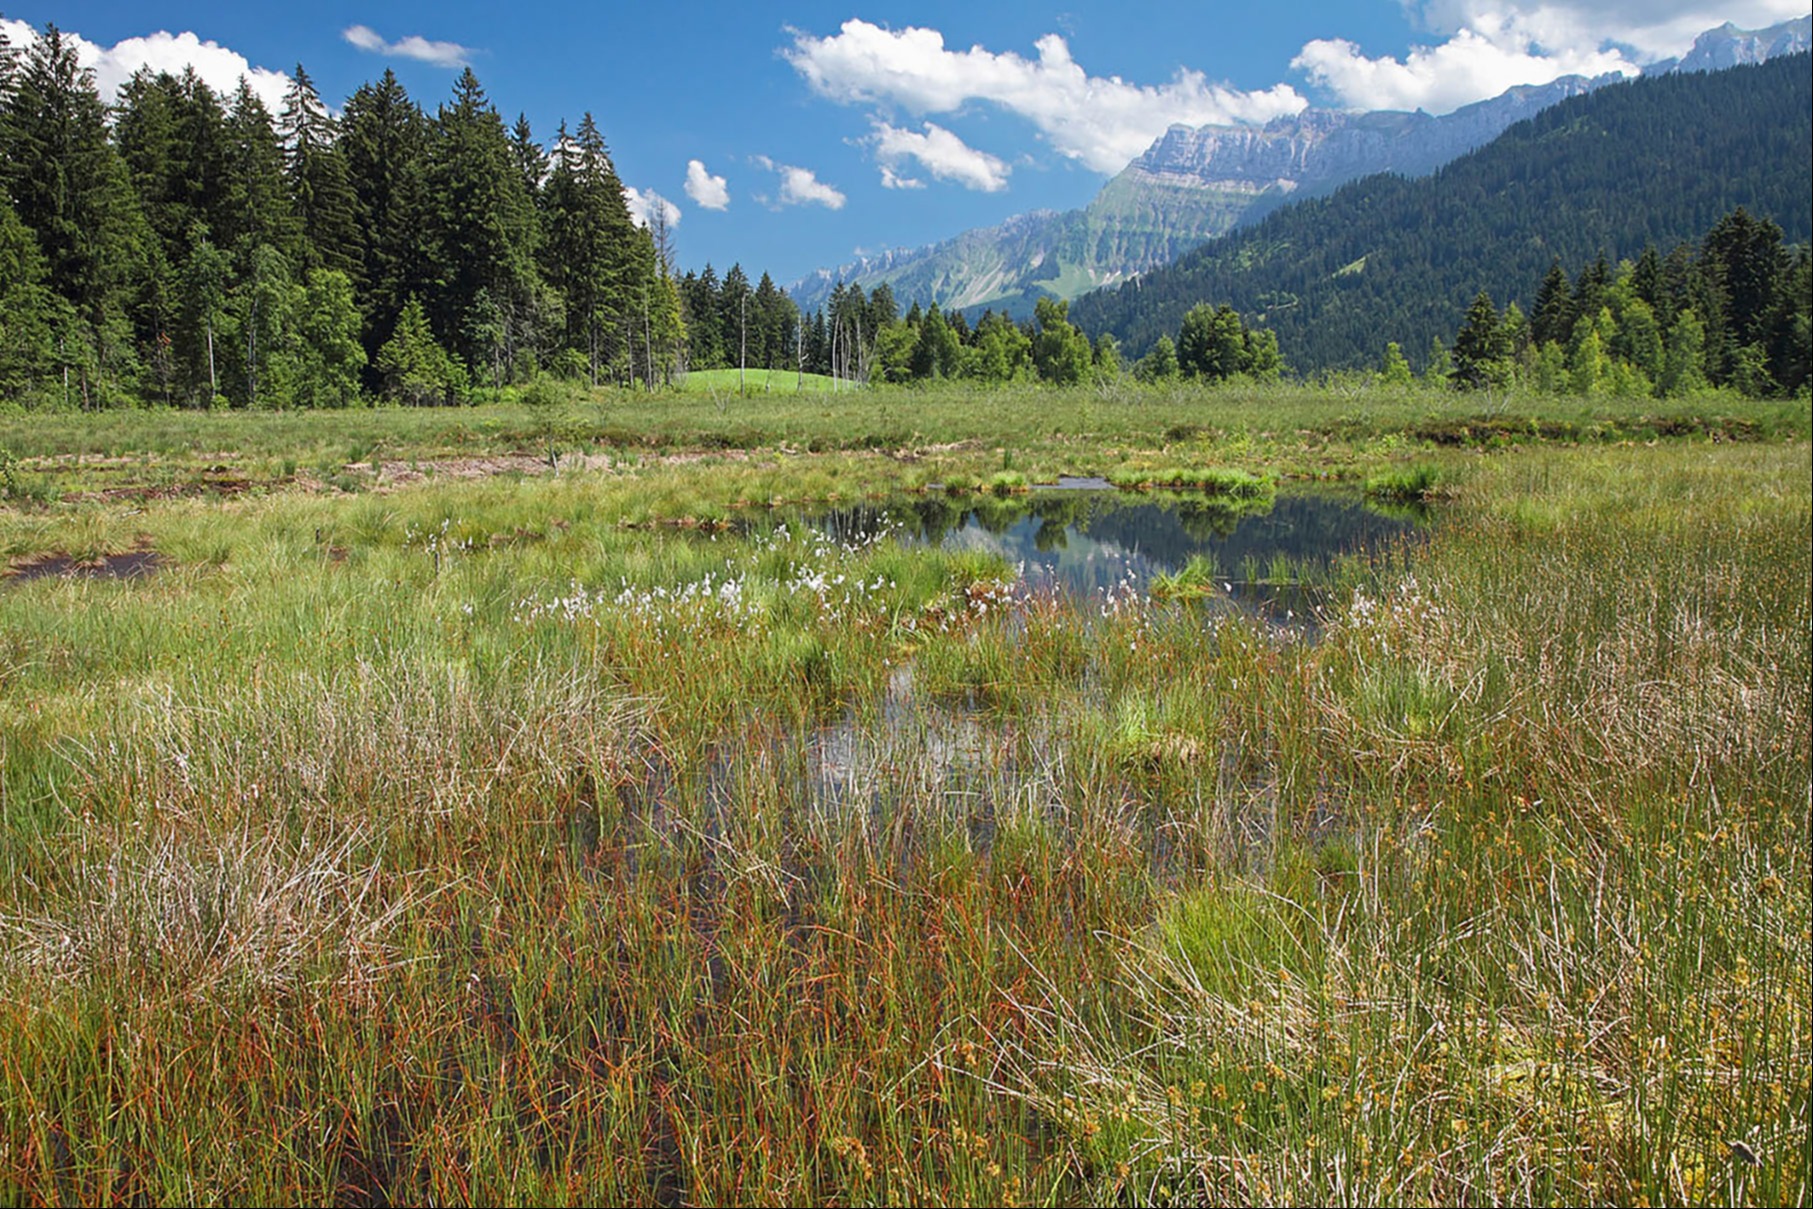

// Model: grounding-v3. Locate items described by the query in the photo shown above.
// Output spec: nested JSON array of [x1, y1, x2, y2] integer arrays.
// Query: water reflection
[[807, 490, 1424, 627]]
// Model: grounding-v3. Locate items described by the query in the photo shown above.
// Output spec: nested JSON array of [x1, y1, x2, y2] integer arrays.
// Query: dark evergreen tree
[[1699, 207, 1788, 359], [423, 68, 541, 373], [220, 80, 294, 261], [719, 263, 753, 377], [1450, 291, 1511, 389], [0, 24, 146, 405], [682, 265, 724, 369], [279, 65, 361, 279], [115, 69, 230, 265], [0, 193, 57, 400], [1529, 260, 1574, 348], [510, 114, 547, 203], [542, 113, 639, 382], [340, 70, 431, 368]]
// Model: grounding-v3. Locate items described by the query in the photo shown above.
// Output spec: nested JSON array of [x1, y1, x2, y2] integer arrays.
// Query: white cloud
[[869, 120, 1010, 192], [784, 19, 1307, 173], [753, 156, 847, 210], [879, 165, 925, 190], [1417, 0, 1809, 60], [1293, 25, 1638, 113], [1293, 1, 1809, 113], [624, 186, 681, 230], [1, 19, 290, 113], [684, 158, 730, 210], [340, 25, 474, 69]]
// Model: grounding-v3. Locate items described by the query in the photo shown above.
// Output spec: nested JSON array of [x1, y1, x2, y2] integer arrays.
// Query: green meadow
[[0, 384, 1806, 1206]]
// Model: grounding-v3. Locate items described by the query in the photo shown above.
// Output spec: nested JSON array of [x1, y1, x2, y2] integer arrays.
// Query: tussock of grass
[[1364, 462, 1440, 501]]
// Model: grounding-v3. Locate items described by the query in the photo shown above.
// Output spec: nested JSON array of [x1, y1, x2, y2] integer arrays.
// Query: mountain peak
[[788, 17, 1811, 317]]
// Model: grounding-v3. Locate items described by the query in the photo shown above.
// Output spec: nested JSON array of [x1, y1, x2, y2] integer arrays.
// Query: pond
[[802, 487, 1425, 630]]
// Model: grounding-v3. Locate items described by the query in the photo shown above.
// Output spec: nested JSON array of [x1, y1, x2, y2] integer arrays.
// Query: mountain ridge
[[1066, 52, 1813, 374], [787, 15, 1811, 317]]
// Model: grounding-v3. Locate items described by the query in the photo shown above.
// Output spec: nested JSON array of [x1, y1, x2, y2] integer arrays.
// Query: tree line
[[0, 23, 716, 408], [1439, 208, 1809, 397]]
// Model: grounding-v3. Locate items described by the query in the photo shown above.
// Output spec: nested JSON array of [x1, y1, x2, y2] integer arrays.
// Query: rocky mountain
[[1067, 51, 1811, 373], [1660, 14, 1810, 72], [789, 16, 1810, 317]]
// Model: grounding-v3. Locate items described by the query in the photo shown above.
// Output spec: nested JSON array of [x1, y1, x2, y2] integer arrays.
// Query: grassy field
[[673, 367, 845, 395], [0, 383, 1806, 1205]]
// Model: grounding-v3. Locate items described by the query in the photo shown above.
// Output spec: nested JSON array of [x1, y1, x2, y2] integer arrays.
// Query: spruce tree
[[510, 114, 547, 203], [542, 113, 638, 382], [220, 80, 295, 263], [424, 69, 541, 373], [280, 65, 361, 279], [0, 193, 56, 401], [340, 70, 431, 366], [1, 24, 147, 404], [1451, 291, 1510, 389], [718, 264, 753, 381], [1530, 259, 1574, 348], [683, 266, 724, 370]]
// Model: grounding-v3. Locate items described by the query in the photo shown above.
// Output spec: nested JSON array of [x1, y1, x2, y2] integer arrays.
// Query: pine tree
[[682, 266, 724, 370], [542, 113, 639, 383], [340, 70, 431, 367], [1377, 341, 1414, 387], [424, 69, 541, 373], [1451, 291, 1510, 389], [0, 24, 147, 405], [509, 114, 547, 203], [1699, 207, 1787, 358], [909, 305, 960, 380], [1133, 334, 1179, 384], [220, 80, 295, 262], [280, 66, 361, 279], [0, 193, 56, 401], [1530, 259, 1574, 348], [719, 264, 753, 384], [377, 296, 464, 405]]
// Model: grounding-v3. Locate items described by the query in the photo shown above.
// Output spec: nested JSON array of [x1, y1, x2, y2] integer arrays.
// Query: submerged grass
[[0, 394, 1805, 1205]]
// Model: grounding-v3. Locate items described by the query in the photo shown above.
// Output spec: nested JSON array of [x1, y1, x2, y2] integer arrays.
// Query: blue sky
[[5, 1, 1808, 284]]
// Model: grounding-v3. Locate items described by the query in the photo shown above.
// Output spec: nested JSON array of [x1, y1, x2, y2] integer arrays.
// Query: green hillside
[[1069, 54, 1813, 372]]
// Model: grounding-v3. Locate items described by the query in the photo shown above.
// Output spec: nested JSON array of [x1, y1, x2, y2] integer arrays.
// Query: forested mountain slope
[[1067, 54, 1812, 372]]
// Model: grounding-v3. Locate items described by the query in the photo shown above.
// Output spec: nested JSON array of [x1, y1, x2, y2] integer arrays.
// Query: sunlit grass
[[0, 412, 1804, 1204]]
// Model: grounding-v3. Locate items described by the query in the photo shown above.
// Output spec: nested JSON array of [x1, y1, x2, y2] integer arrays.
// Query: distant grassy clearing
[[673, 367, 844, 394]]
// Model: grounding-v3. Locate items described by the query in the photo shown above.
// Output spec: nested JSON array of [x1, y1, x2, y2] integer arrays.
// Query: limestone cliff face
[[787, 17, 1811, 316], [1123, 75, 1607, 195], [1665, 15, 1809, 73]]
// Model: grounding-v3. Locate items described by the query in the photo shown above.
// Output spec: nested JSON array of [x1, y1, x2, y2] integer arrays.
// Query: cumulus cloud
[[1294, 1, 1808, 113], [1, 19, 290, 112], [784, 19, 1307, 173], [624, 186, 681, 230], [752, 156, 847, 210], [1293, 24, 1637, 113], [684, 159, 730, 210], [340, 25, 474, 69], [869, 120, 1010, 192], [1417, 0, 1809, 60]]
